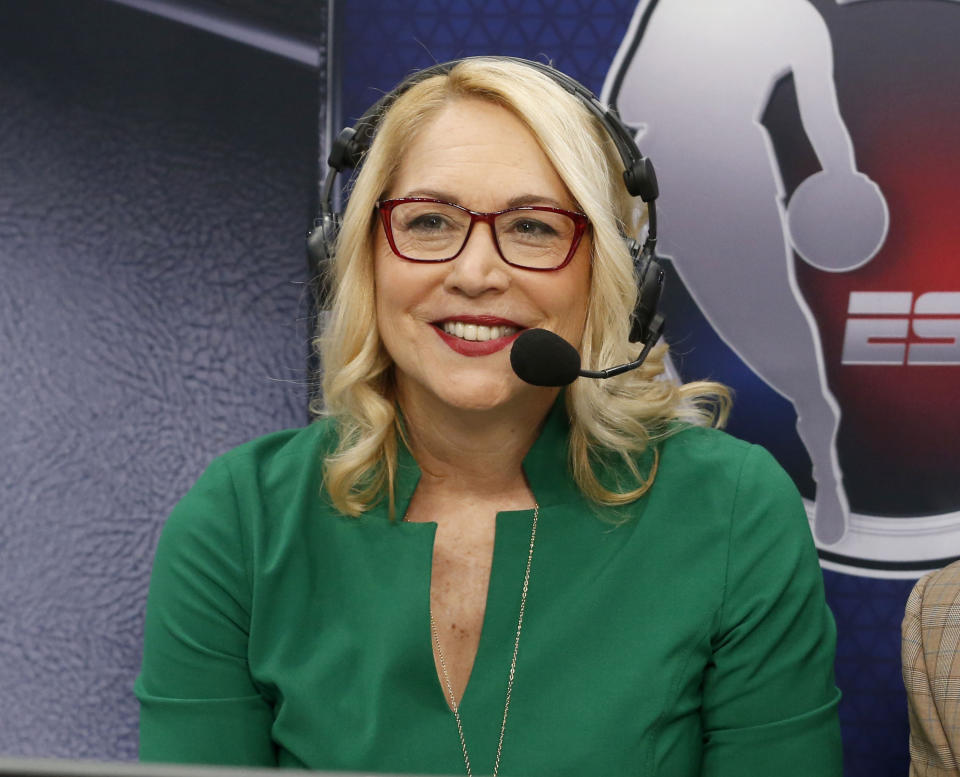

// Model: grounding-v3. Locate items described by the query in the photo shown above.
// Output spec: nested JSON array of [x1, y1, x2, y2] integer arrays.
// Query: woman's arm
[[699, 445, 843, 776], [136, 456, 276, 766]]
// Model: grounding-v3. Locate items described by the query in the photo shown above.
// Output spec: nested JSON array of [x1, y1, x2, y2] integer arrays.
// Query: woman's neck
[[398, 387, 559, 498]]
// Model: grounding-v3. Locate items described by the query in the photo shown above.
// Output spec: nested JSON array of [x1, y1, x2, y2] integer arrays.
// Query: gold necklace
[[430, 502, 540, 777]]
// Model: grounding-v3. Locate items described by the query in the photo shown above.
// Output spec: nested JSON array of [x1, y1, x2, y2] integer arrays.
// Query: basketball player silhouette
[[603, 0, 889, 544]]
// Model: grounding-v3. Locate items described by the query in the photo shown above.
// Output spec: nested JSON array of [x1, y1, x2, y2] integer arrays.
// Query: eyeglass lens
[[388, 201, 578, 269]]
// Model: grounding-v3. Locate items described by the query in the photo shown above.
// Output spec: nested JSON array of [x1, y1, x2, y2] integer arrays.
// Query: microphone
[[510, 316, 665, 387], [510, 328, 582, 386]]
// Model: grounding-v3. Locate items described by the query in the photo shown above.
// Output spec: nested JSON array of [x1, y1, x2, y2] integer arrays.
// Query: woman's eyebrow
[[505, 194, 567, 208], [395, 190, 571, 210], [399, 188, 455, 201]]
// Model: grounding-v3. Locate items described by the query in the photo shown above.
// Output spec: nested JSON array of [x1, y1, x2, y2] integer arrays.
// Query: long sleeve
[[699, 445, 843, 777], [903, 564, 960, 777], [135, 456, 277, 766]]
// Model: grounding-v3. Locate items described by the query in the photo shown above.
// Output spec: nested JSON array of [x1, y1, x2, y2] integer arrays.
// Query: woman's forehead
[[386, 99, 576, 210]]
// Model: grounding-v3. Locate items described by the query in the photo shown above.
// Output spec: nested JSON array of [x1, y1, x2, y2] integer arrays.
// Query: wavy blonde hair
[[313, 58, 730, 517]]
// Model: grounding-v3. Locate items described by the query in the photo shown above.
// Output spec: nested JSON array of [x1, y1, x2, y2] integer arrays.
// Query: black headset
[[307, 56, 664, 345]]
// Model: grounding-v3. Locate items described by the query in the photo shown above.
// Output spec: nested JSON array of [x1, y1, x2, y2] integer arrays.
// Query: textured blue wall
[[0, 0, 320, 759]]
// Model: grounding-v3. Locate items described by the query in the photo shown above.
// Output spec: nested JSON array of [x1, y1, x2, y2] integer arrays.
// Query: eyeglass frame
[[375, 197, 590, 271]]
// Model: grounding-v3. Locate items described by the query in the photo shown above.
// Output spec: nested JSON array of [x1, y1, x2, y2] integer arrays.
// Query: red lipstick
[[432, 316, 525, 357]]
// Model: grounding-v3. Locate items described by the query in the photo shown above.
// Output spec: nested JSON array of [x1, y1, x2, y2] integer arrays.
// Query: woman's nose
[[442, 223, 510, 296]]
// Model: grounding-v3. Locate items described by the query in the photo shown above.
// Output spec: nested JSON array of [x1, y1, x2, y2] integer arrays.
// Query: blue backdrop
[[332, 1, 960, 775]]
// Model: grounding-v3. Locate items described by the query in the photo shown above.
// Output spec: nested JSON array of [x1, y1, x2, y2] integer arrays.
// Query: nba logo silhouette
[[604, 0, 960, 577]]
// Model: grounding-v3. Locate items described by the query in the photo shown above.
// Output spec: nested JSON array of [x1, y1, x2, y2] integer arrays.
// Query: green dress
[[136, 401, 842, 776]]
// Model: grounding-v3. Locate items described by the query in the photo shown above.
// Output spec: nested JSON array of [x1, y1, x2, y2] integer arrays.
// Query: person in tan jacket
[[903, 559, 960, 776]]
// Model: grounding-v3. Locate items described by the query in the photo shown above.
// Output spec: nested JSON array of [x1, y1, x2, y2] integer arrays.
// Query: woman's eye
[[513, 219, 557, 236], [407, 214, 449, 232]]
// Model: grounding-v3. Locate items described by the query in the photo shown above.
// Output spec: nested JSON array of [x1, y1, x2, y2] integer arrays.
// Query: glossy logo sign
[[604, 0, 960, 577]]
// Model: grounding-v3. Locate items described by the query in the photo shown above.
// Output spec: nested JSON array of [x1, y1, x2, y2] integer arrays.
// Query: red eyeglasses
[[376, 197, 589, 271]]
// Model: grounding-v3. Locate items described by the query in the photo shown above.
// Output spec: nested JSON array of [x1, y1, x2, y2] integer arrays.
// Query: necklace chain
[[430, 502, 540, 777]]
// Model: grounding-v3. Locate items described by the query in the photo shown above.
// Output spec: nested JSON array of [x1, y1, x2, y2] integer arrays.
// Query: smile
[[440, 321, 520, 342], [432, 317, 525, 357]]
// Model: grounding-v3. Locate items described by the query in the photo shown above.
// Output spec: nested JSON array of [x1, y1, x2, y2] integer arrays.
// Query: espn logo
[[841, 292, 960, 365]]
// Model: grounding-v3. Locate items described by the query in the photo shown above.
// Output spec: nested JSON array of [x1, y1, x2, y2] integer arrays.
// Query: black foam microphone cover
[[510, 328, 582, 387]]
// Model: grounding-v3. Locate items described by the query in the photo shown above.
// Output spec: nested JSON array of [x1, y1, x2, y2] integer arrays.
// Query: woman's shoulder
[[658, 423, 775, 475], [216, 415, 338, 474], [153, 419, 345, 591], [651, 423, 801, 514], [169, 417, 341, 526], [659, 422, 750, 455]]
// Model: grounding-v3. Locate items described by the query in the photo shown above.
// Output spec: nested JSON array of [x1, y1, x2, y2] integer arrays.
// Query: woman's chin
[[435, 385, 520, 414], [400, 374, 545, 417]]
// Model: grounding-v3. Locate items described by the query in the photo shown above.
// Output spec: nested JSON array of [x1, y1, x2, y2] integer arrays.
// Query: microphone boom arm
[[578, 315, 665, 380]]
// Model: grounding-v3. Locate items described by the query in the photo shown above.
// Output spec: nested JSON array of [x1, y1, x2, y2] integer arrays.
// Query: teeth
[[442, 322, 518, 342]]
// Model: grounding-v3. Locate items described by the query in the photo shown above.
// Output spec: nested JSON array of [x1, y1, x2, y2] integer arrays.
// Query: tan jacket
[[903, 560, 960, 776]]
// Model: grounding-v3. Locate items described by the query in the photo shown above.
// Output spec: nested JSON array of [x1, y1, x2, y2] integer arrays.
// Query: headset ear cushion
[[307, 213, 342, 267], [623, 157, 660, 202], [630, 250, 664, 343], [307, 212, 342, 307]]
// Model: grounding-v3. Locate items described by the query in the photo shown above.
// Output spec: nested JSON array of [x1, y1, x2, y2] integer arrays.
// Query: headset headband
[[321, 57, 658, 233]]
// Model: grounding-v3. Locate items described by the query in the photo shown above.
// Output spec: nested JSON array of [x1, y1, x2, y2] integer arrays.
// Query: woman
[[136, 58, 842, 776]]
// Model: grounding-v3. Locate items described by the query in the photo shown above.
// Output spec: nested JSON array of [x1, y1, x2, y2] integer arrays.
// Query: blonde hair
[[313, 57, 730, 517]]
